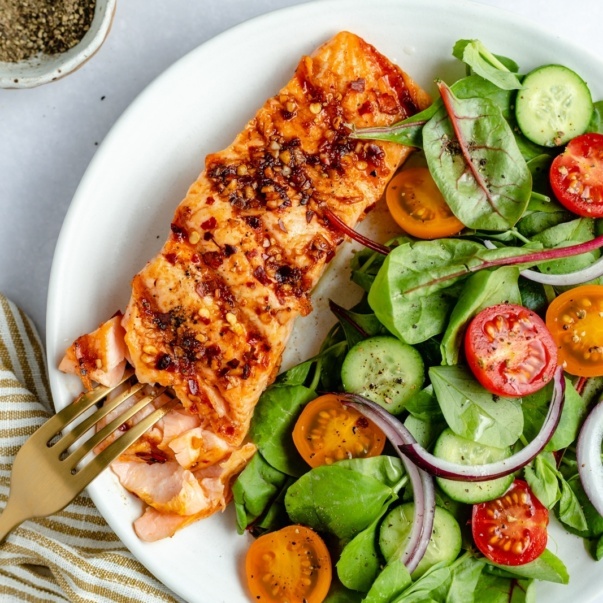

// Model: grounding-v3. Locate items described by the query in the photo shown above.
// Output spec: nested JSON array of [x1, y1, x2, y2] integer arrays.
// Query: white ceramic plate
[[47, 0, 603, 601]]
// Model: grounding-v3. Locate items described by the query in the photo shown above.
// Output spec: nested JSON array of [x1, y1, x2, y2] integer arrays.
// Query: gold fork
[[0, 367, 178, 542]]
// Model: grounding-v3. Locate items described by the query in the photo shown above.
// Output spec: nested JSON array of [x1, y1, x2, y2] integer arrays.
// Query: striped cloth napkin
[[0, 294, 183, 603]]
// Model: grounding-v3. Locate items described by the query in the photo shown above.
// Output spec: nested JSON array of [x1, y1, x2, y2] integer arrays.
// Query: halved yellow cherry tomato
[[545, 284, 603, 377], [292, 394, 385, 468], [385, 166, 464, 239], [245, 525, 332, 603]]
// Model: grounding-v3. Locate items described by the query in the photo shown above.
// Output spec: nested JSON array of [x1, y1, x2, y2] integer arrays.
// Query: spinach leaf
[[372, 288, 456, 345], [516, 210, 574, 239], [337, 456, 406, 488], [395, 554, 486, 603], [324, 581, 363, 603], [284, 463, 396, 540], [526, 154, 555, 198], [232, 451, 290, 534], [316, 339, 349, 392], [405, 385, 444, 423], [557, 478, 589, 532], [429, 365, 523, 448], [518, 277, 548, 315], [486, 549, 569, 584], [525, 450, 588, 531], [533, 216, 596, 248], [474, 572, 534, 603], [391, 563, 452, 603], [588, 100, 603, 134], [595, 535, 603, 561], [423, 83, 531, 231], [523, 452, 560, 509], [249, 384, 315, 476], [337, 509, 387, 592], [559, 471, 603, 539], [275, 335, 347, 390], [276, 360, 314, 387], [452, 40, 523, 90], [364, 558, 412, 603], [440, 266, 521, 365], [522, 378, 587, 452], [445, 554, 487, 603]]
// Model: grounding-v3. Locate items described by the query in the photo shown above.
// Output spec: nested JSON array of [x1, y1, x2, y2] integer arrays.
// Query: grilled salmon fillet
[[61, 30, 430, 540], [122, 30, 430, 444]]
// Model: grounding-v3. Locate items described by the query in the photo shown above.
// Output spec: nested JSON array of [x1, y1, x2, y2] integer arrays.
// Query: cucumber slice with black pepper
[[515, 64, 593, 147], [433, 428, 514, 504], [379, 503, 462, 578], [341, 336, 424, 414]]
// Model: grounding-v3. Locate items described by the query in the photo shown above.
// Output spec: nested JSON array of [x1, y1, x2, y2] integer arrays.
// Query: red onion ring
[[340, 393, 435, 573], [342, 367, 564, 482], [577, 398, 603, 516], [397, 450, 436, 573]]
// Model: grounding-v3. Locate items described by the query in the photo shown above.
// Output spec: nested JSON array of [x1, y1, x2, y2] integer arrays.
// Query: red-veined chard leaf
[[367, 238, 536, 343], [423, 82, 532, 232]]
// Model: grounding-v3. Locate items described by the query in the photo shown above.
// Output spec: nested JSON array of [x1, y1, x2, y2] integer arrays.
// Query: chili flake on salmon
[[60, 30, 430, 541]]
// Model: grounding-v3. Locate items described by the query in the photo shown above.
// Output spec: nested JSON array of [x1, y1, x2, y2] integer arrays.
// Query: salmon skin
[[122, 30, 430, 444], [61, 31, 430, 540]]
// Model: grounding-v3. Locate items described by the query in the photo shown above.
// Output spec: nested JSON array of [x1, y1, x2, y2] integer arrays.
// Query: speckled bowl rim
[[0, 0, 117, 89]]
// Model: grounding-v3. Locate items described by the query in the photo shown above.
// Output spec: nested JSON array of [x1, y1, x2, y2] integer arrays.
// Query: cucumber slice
[[341, 336, 424, 414], [379, 503, 461, 578], [515, 64, 593, 147], [433, 428, 514, 504]]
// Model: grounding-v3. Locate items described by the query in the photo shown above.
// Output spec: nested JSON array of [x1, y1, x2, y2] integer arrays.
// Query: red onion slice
[[397, 451, 436, 573], [577, 398, 603, 516], [340, 393, 435, 573], [342, 367, 564, 481]]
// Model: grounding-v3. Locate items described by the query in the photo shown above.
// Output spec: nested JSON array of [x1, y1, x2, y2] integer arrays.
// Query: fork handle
[[0, 497, 31, 543]]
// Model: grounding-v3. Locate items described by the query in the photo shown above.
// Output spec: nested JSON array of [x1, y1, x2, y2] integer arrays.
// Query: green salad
[[234, 39, 603, 603]]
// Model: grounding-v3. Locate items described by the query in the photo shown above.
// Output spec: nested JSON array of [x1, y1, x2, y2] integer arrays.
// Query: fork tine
[[34, 367, 135, 445], [54, 380, 146, 453], [65, 386, 167, 469], [72, 396, 179, 490]]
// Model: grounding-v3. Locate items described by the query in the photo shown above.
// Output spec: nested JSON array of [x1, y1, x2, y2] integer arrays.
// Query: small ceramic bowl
[[0, 0, 117, 89]]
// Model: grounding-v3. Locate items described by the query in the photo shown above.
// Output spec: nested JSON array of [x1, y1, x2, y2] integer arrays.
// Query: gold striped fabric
[[0, 294, 183, 603]]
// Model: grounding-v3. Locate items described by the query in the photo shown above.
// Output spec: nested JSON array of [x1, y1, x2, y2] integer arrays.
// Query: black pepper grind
[[0, 0, 96, 63]]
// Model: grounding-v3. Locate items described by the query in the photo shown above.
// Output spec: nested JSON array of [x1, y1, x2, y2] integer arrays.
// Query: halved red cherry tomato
[[550, 132, 603, 218], [472, 479, 549, 566], [292, 394, 385, 468], [464, 303, 557, 397], [245, 525, 332, 603], [545, 284, 603, 377], [385, 166, 464, 239]]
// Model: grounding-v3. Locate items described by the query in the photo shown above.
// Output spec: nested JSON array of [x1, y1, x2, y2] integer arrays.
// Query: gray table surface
[[1, 0, 602, 345]]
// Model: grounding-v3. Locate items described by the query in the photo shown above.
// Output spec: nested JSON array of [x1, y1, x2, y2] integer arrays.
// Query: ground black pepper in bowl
[[0, 0, 96, 63]]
